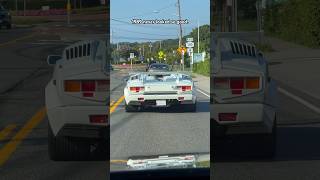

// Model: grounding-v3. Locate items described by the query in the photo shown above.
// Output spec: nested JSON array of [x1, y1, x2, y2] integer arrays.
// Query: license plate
[[156, 100, 166, 106]]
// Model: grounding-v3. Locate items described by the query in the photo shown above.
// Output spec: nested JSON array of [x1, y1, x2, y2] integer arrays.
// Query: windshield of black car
[[150, 64, 169, 70]]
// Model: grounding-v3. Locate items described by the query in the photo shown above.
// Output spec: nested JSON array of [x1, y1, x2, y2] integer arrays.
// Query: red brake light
[[230, 78, 244, 89], [130, 87, 144, 92], [180, 86, 192, 91], [89, 115, 107, 124], [214, 77, 229, 89], [82, 80, 96, 91], [97, 80, 109, 91], [218, 113, 237, 121]]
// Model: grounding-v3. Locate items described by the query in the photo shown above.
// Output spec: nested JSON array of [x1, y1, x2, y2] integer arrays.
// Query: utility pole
[[177, 0, 184, 71], [142, 44, 145, 57], [197, 19, 200, 53], [159, 41, 162, 50], [67, 0, 71, 25], [23, 0, 26, 16], [15, 0, 18, 13], [177, 0, 183, 47]]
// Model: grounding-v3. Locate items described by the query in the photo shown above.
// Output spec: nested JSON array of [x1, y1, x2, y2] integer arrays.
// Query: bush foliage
[[264, 0, 320, 47]]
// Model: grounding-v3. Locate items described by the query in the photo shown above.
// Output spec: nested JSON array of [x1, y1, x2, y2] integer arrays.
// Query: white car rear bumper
[[47, 105, 108, 138], [125, 93, 196, 106], [212, 103, 276, 134]]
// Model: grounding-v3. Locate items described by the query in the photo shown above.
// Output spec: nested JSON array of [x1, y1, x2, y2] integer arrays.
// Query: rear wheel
[[125, 102, 139, 112], [256, 117, 277, 158], [48, 123, 107, 161]]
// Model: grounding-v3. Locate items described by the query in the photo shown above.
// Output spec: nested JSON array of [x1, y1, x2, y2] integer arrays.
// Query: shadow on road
[[212, 126, 320, 162], [138, 101, 209, 113]]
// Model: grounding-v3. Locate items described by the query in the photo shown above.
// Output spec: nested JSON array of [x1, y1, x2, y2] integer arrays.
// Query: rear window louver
[[230, 41, 256, 57]]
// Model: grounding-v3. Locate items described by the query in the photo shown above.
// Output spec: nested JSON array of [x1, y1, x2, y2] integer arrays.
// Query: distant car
[[124, 71, 196, 112], [146, 60, 157, 71], [45, 40, 109, 161], [148, 63, 170, 72], [212, 35, 278, 156], [0, 4, 11, 29]]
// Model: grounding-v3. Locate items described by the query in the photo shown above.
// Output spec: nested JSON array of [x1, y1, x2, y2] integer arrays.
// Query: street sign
[[187, 48, 193, 56], [186, 42, 194, 48], [186, 37, 193, 42], [193, 53, 204, 63], [187, 48, 193, 53], [158, 51, 164, 59], [130, 53, 134, 59], [177, 47, 187, 54]]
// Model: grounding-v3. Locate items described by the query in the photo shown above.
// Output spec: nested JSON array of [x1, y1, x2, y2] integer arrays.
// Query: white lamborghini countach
[[45, 40, 109, 161], [211, 33, 279, 156], [124, 71, 197, 112]]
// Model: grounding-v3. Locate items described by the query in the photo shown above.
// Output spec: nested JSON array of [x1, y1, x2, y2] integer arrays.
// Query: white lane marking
[[196, 88, 210, 98], [278, 87, 320, 114]]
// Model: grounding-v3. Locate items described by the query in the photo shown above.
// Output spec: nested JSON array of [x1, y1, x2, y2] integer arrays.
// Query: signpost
[[67, 0, 71, 25], [130, 53, 134, 70], [186, 38, 194, 72]]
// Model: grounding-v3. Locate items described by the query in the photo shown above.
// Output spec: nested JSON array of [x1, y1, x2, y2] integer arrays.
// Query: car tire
[[260, 117, 277, 158], [125, 102, 139, 112], [91, 138, 108, 160], [48, 123, 91, 161]]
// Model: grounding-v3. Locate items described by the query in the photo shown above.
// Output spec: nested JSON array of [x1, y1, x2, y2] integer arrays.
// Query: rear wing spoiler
[[211, 31, 264, 74]]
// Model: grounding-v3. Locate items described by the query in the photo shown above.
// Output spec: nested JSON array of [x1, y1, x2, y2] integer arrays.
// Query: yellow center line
[[0, 33, 35, 48], [110, 96, 125, 114], [0, 107, 46, 166], [110, 160, 128, 164], [0, 124, 17, 141], [110, 100, 115, 107]]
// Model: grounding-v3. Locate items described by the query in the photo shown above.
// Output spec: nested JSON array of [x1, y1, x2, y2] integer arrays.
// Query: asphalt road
[[212, 46, 320, 179], [0, 23, 107, 179], [110, 68, 210, 171]]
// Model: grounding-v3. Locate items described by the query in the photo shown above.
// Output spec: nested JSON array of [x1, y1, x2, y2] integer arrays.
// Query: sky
[[110, 0, 210, 43]]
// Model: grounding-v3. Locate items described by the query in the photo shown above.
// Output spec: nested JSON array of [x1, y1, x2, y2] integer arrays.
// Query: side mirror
[[47, 55, 62, 65]]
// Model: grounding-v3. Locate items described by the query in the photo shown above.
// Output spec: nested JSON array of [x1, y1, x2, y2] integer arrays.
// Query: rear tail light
[[246, 77, 260, 89], [218, 113, 237, 121], [179, 86, 192, 92], [230, 78, 244, 89], [214, 78, 229, 89], [89, 115, 107, 124], [97, 80, 109, 91], [214, 77, 260, 94], [64, 80, 81, 92], [81, 80, 96, 91], [129, 87, 144, 93], [64, 80, 109, 95]]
